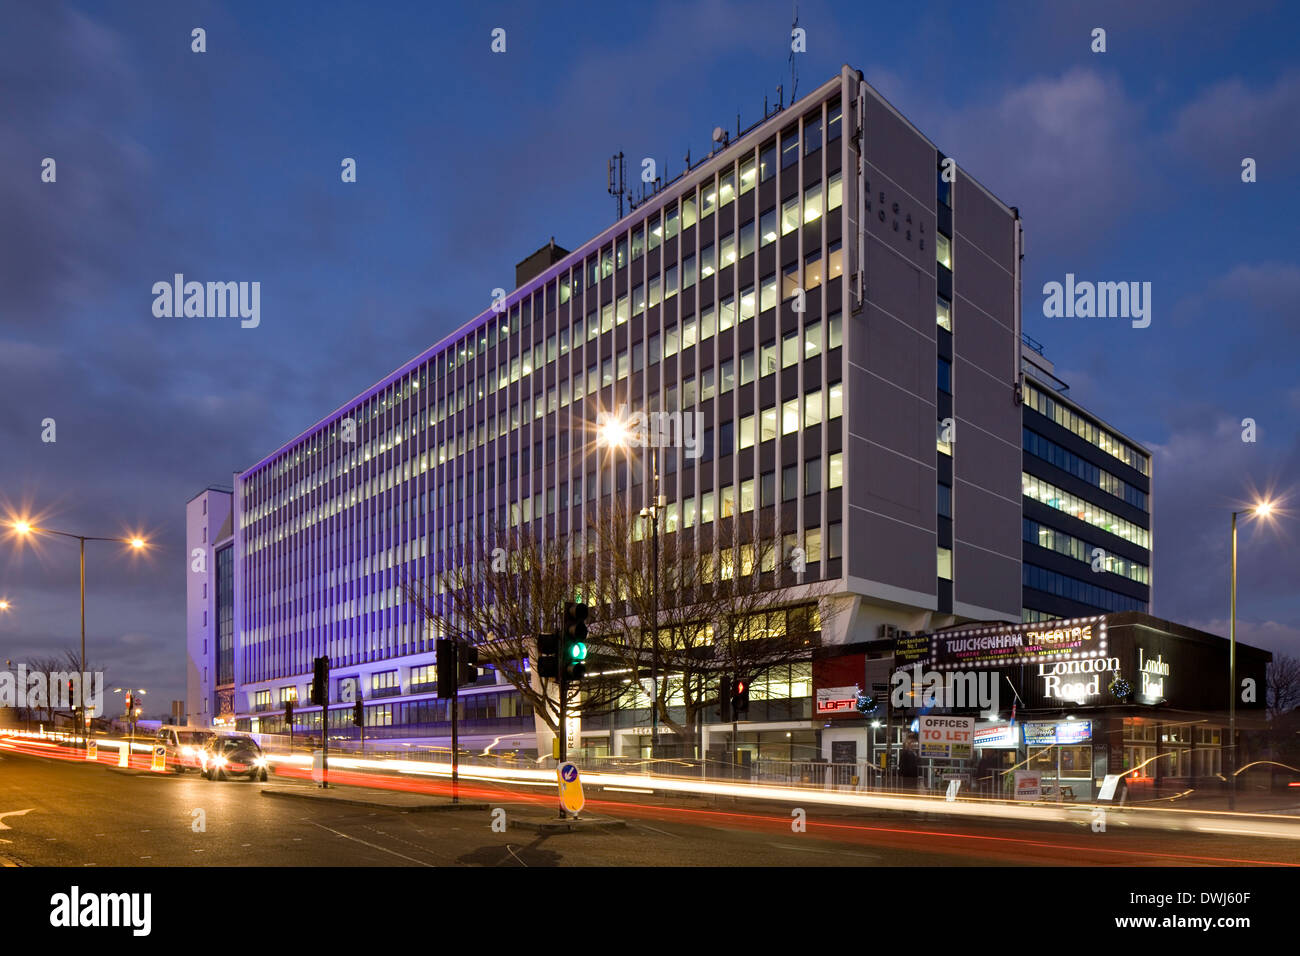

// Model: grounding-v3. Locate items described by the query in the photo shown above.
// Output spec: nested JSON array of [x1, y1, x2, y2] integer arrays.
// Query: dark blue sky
[[2, 0, 1297, 711]]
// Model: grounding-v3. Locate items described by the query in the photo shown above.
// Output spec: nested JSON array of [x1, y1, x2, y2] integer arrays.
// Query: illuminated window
[[720, 358, 734, 391], [648, 214, 662, 252], [804, 319, 822, 359], [761, 341, 777, 376], [700, 179, 717, 219], [782, 398, 800, 435], [804, 114, 822, 155], [781, 125, 799, 167], [938, 547, 953, 580], [739, 349, 754, 385], [740, 219, 755, 259], [719, 295, 735, 332], [760, 273, 777, 312], [782, 332, 799, 368], [740, 478, 755, 513], [681, 194, 697, 230], [664, 203, 680, 241], [761, 207, 777, 246], [759, 141, 777, 182], [682, 315, 697, 350], [804, 250, 823, 290], [740, 155, 757, 194], [937, 233, 951, 270], [827, 241, 843, 282], [761, 406, 778, 441], [937, 296, 952, 331], [739, 415, 755, 449], [700, 243, 716, 279], [937, 421, 952, 456], [781, 196, 800, 235], [828, 452, 842, 489], [719, 168, 736, 206], [828, 382, 842, 419], [739, 284, 756, 321], [804, 181, 823, 223], [827, 171, 842, 211], [700, 305, 715, 340], [803, 389, 822, 428], [631, 228, 644, 259], [720, 232, 736, 268]]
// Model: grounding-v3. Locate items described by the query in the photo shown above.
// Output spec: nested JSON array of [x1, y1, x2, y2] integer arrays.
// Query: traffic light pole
[[557, 664, 567, 819], [451, 642, 459, 805]]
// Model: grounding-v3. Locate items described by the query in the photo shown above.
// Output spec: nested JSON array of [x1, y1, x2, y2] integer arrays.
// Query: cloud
[[1167, 71, 1300, 174]]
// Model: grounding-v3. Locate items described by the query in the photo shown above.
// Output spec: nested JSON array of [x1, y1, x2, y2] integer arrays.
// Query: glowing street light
[[1228, 497, 1281, 811], [596, 411, 664, 752], [6, 516, 150, 750]]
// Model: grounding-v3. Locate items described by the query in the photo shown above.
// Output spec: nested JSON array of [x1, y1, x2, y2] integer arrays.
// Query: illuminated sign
[[816, 685, 861, 714], [1038, 656, 1121, 702], [1023, 720, 1092, 746], [1137, 648, 1170, 701], [557, 761, 585, 815], [895, 635, 931, 664], [928, 616, 1107, 670], [973, 724, 1019, 748]]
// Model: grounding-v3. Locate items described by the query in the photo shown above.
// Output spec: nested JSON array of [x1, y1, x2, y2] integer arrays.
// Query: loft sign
[[1038, 656, 1120, 703]]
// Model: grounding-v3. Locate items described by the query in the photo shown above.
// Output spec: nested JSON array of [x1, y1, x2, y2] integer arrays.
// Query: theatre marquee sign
[[928, 616, 1108, 670]]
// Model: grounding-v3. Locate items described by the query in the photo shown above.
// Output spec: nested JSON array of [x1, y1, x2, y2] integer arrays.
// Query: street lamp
[[0, 599, 10, 611], [8, 518, 149, 750], [597, 413, 663, 753], [1228, 499, 1277, 811]]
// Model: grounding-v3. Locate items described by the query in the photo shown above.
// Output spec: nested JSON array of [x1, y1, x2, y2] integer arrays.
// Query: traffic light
[[719, 676, 732, 722], [436, 639, 456, 697], [310, 656, 329, 705], [459, 643, 479, 686], [125, 692, 133, 713], [536, 632, 560, 679], [352, 696, 364, 728], [562, 601, 588, 682], [284, 698, 294, 725], [66, 679, 74, 709], [731, 677, 750, 717]]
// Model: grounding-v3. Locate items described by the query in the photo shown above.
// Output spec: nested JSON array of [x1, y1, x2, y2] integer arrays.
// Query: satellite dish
[[712, 126, 725, 143]]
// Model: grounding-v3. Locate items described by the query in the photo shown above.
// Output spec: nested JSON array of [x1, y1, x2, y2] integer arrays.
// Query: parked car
[[200, 734, 269, 782], [156, 727, 216, 773]]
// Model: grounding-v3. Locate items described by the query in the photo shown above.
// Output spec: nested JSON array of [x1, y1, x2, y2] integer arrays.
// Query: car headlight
[[213, 755, 228, 767], [181, 746, 194, 756], [254, 757, 267, 768]]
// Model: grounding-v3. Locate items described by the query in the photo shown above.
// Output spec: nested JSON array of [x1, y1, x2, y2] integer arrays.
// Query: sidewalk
[[261, 782, 487, 812]]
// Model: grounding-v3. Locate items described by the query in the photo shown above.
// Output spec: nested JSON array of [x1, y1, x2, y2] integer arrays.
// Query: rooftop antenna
[[607, 151, 627, 219], [789, 3, 800, 102]]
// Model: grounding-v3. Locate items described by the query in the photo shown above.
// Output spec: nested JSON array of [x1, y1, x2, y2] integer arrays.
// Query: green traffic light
[[569, 642, 587, 661]]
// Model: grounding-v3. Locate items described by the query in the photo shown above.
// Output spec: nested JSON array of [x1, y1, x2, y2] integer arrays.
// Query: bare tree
[[21, 655, 64, 725], [589, 497, 835, 747], [1267, 654, 1300, 720], [403, 524, 629, 737]]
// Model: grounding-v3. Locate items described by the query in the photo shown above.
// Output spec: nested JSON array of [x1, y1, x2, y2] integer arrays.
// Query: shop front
[[814, 612, 1271, 799]]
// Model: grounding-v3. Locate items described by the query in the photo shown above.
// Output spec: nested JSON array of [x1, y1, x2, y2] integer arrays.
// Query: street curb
[[508, 816, 628, 834], [260, 787, 488, 812]]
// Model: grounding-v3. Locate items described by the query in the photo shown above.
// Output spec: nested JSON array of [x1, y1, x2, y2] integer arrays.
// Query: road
[[1, 745, 1297, 867]]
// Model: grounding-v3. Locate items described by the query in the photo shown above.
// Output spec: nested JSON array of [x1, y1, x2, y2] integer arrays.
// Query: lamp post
[[9, 520, 147, 750], [1228, 500, 1274, 812], [597, 416, 663, 755]]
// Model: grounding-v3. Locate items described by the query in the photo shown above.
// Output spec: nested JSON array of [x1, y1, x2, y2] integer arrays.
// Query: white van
[[155, 727, 217, 773]]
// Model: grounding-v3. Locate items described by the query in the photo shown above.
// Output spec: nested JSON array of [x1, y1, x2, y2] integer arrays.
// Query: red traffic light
[[734, 680, 747, 693]]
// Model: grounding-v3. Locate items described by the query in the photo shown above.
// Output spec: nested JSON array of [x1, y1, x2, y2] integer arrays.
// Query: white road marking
[[0, 809, 34, 831], [634, 823, 680, 839], [309, 821, 434, 867]]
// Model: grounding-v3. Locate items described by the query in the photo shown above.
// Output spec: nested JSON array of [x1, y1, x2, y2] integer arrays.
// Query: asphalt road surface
[[2, 746, 1297, 867]]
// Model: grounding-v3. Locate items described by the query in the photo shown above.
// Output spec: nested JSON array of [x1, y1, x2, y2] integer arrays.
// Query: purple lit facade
[[185, 67, 1055, 758]]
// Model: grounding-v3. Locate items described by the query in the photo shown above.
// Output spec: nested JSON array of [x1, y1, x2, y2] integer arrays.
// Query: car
[[200, 734, 270, 782], [156, 727, 216, 773]]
